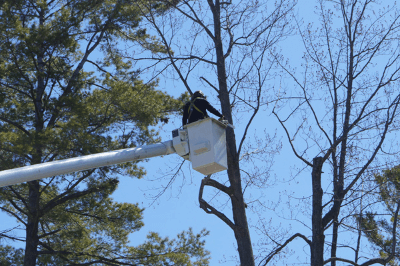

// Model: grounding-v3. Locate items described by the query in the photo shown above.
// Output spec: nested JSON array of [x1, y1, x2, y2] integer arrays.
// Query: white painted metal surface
[[0, 140, 175, 187], [172, 128, 189, 160], [186, 118, 228, 175]]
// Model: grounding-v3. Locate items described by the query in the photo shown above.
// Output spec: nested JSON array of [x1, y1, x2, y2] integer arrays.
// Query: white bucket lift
[[0, 118, 228, 187], [172, 118, 228, 175]]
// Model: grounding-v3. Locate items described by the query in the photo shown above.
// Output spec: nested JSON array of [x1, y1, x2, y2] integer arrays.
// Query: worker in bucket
[[182, 90, 224, 126]]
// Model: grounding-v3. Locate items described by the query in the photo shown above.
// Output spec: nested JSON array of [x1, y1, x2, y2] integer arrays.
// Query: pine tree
[[0, 1, 206, 265], [359, 166, 400, 266]]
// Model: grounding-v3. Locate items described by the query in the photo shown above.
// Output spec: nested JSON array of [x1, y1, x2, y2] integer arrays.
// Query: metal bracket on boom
[[172, 128, 190, 160]]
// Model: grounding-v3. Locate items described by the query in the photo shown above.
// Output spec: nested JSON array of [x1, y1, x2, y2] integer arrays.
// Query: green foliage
[[359, 166, 400, 266], [0, 245, 24, 266], [0, 0, 206, 265], [125, 229, 210, 266], [0, 0, 183, 169]]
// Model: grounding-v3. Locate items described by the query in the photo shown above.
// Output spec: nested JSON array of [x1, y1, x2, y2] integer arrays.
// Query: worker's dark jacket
[[182, 97, 223, 126]]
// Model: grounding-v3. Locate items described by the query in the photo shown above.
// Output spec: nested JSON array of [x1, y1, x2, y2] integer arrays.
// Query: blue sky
[[2, 0, 400, 265], [121, 1, 400, 265], [0, 0, 327, 265]]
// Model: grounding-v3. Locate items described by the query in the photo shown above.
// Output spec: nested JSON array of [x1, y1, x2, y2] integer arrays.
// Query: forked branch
[[198, 176, 235, 230]]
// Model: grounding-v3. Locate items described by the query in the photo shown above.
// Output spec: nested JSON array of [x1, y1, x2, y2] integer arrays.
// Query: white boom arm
[[0, 118, 229, 188], [0, 140, 175, 187]]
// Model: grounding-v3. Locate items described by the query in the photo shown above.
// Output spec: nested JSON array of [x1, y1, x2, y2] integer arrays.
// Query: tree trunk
[[24, 180, 40, 266], [209, 1, 255, 264], [311, 157, 324, 266], [24, 9, 46, 264], [227, 137, 255, 266], [331, 219, 339, 266], [218, 39, 255, 266], [24, 135, 43, 266]]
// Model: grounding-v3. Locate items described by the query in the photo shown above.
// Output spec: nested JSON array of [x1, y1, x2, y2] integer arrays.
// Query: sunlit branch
[[140, 6, 193, 95], [260, 233, 311, 266], [273, 109, 312, 167], [200, 76, 219, 93]]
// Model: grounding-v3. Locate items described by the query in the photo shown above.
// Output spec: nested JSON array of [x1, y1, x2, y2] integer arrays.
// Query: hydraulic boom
[[0, 118, 229, 188], [0, 141, 175, 187]]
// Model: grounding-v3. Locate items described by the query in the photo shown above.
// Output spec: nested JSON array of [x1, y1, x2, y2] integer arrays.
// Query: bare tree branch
[[260, 233, 311, 266], [198, 176, 235, 230]]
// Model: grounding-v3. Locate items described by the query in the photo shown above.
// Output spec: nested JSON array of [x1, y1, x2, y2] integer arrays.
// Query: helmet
[[192, 90, 205, 99]]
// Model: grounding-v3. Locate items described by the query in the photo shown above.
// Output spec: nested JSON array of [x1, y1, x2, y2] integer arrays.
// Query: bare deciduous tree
[[129, 0, 296, 265], [267, 0, 400, 265]]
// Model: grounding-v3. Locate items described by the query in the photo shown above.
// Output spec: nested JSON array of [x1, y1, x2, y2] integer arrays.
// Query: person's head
[[192, 90, 205, 100]]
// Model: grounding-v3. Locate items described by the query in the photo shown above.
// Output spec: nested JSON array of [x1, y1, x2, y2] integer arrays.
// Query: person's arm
[[204, 100, 223, 118]]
